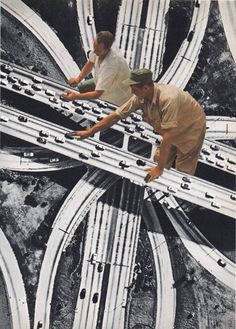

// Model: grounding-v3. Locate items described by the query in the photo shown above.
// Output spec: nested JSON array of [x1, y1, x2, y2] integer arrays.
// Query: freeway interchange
[[0, 1, 236, 329]]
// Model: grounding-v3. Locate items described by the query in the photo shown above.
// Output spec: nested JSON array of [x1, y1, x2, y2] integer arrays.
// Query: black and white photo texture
[[0, 0, 235, 329]]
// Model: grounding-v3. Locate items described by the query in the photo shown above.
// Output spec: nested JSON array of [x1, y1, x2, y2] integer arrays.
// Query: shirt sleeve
[[89, 51, 96, 63], [159, 97, 178, 129], [115, 95, 140, 119]]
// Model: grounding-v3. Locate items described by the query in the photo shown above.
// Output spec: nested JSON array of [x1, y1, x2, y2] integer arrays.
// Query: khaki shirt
[[116, 84, 206, 153], [89, 49, 132, 106]]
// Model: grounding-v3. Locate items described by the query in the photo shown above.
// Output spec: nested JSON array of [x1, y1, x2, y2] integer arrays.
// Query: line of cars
[[79, 253, 103, 305]]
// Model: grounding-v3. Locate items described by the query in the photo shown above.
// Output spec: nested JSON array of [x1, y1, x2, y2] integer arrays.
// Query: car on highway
[[39, 130, 50, 138], [227, 158, 236, 165], [136, 159, 146, 166], [49, 157, 60, 163], [131, 113, 142, 122], [1, 63, 13, 73], [230, 194, 236, 201], [8, 75, 18, 83], [0, 71, 7, 79], [91, 151, 101, 158], [61, 102, 70, 110], [87, 15, 93, 25], [119, 160, 130, 169], [73, 99, 83, 106], [97, 100, 108, 108], [206, 157, 214, 164], [205, 192, 214, 199], [18, 115, 28, 122], [75, 107, 85, 115], [121, 117, 132, 124], [91, 253, 97, 265], [0, 115, 9, 122], [97, 262, 103, 273], [140, 132, 149, 140], [215, 153, 225, 161], [201, 148, 211, 156], [45, 89, 55, 96], [216, 162, 224, 168], [49, 96, 60, 104], [92, 107, 102, 114], [167, 186, 177, 193], [23, 152, 34, 157], [217, 259, 226, 268], [19, 78, 29, 86], [211, 201, 221, 209], [80, 288, 86, 299], [79, 153, 89, 160], [92, 293, 99, 303], [64, 132, 75, 140], [32, 76, 43, 83], [37, 137, 47, 144], [187, 30, 195, 42], [210, 144, 220, 151], [54, 136, 65, 144], [81, 103, 92, 111], [182, 176, 191, 183], [32, 83, 43, 91], [25, 88, 35, 96], [227, 165, 235, 173], [12, 83, 22, 91], [135, 124, 145, 132], [95, 144, 105, 151], [180, 183, 191, 190], [0, 79, 8, 86], [195, 0, 201, 7], [125, 126, 135, 134], [37, 321, 43, 329]]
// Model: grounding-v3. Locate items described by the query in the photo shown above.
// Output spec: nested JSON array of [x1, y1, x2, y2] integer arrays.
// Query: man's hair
[[96, 31, 114, 49]]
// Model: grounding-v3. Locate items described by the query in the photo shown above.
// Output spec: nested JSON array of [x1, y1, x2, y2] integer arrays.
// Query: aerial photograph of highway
[[0, 0, 235, 329]]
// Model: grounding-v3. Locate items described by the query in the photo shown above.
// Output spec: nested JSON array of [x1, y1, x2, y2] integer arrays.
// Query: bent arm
[[144, 129, 174, 182], [157, 130, 173, 172], [68, 61, 94, 86]]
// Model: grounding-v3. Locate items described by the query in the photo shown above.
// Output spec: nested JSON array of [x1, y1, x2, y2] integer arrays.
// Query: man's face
[[130, 84, 147, 98], [93, 39, 108, 57]]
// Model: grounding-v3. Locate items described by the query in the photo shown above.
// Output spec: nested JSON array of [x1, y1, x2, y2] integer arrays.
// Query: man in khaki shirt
[[68, 69, 206, 182]]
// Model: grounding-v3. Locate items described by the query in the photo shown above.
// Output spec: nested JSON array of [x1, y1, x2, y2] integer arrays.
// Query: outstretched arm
[[144, 130, 173, 182], [70, 112, 121, 138]]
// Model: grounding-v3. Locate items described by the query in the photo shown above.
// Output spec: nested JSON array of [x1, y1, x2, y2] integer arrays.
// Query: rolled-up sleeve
[[89, 51, 96, 63], [115, 95, 140, 119]]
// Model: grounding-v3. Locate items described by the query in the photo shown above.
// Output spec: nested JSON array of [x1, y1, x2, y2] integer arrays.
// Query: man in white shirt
[[61, 31, 132, 106]]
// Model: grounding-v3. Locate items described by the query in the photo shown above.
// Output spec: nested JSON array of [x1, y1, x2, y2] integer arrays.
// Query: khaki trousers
[[153, 130, 205, 175]]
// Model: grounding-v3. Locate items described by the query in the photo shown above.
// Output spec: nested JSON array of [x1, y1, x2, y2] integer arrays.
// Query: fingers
[[60, 90, 72, 101], [144, 174, 151, 183]]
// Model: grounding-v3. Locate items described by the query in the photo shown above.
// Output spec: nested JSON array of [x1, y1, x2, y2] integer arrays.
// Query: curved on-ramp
[[0, 229, 30, 329], [1, 0, 79, 79], [33, 169, 117, 329]]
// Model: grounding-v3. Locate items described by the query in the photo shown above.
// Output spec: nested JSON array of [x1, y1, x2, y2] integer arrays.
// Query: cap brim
[[122, 78, 141, 85]]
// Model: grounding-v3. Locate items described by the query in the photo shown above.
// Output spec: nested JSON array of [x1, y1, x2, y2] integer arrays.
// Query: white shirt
[[89, 48, 132, 106]]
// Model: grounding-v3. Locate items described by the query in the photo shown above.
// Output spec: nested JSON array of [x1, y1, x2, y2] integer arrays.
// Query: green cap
[[123, 68, 153, 85]]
